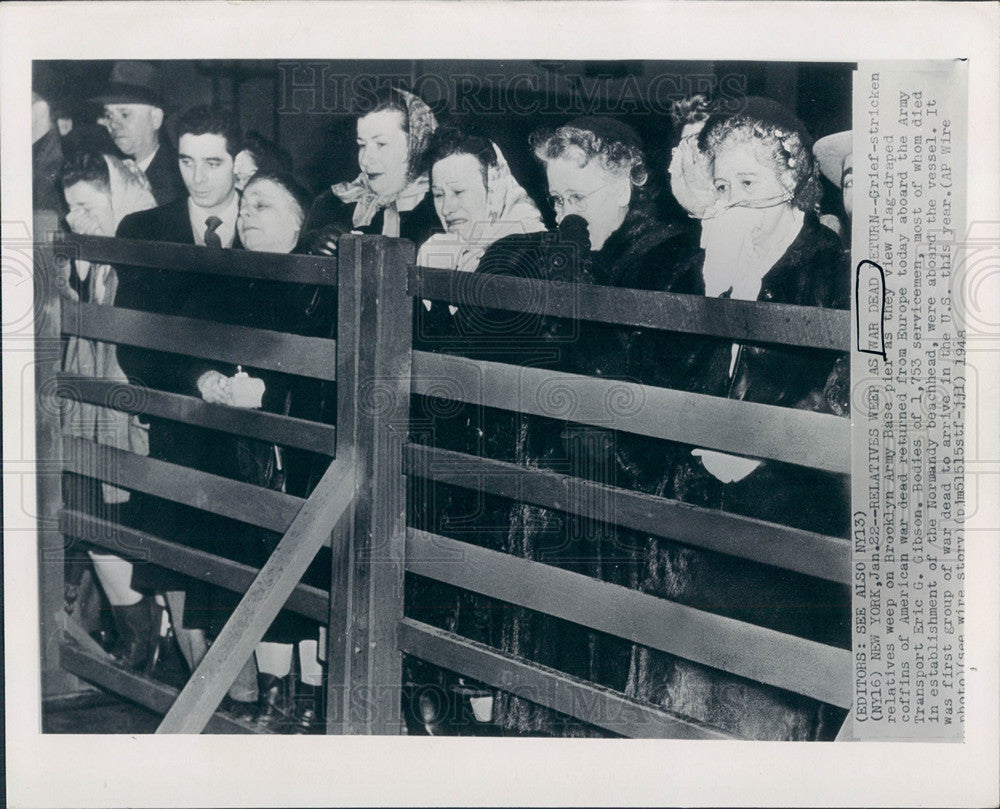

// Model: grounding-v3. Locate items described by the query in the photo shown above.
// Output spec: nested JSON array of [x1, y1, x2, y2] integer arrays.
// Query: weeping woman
[[59, 153, 164, 671], [405, 125, 548, 731], [611, 96, 853, 739]]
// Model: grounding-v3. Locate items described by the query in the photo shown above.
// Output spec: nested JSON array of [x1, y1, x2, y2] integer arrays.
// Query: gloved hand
[[308, 223, 350, 257], [692, 448, 763, 483]]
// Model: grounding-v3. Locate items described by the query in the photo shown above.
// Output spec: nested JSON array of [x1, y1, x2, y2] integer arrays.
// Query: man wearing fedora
[[92, 61, 185, 205]]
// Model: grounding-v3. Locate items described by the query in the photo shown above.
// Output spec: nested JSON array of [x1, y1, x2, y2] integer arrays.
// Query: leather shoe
[[221, 695, 259, 724], [254, 674, 294, 732], [289, 683, 324, 734], [110, 596, 162, 673]]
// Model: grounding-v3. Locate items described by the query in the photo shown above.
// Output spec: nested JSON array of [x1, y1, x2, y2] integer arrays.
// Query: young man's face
[[178, 133, 236, 210], [103, 104, 163, 162]]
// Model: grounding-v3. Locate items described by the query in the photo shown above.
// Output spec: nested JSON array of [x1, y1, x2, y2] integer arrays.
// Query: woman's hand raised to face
[[66, 208, 106, 237]]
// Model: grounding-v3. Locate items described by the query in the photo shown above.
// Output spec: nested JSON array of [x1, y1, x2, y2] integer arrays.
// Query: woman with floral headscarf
[[59, 152, 160, 671], [304, 87, 439, 254], [405, 127, 546, 729]]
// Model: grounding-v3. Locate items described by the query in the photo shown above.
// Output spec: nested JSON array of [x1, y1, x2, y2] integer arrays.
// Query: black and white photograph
[[32, 55, 856, 740], [3, 3, 998, 807]]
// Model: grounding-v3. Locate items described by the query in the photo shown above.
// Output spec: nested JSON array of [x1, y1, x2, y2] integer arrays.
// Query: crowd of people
[[35, 60, 853, 738]]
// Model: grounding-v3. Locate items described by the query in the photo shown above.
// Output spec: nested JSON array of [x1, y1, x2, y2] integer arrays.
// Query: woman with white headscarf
[[417, 126, 545, 273], [406, 128, 547, 730], [414, 125, 546, 341], [304, 87, 440, 254], [60, 152, 160, 671]]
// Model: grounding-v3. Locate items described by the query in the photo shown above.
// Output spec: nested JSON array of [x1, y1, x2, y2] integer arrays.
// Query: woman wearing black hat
[[667, 96, 850, 532], [522, 117, 705, 382], [608, 96, 850, 739]]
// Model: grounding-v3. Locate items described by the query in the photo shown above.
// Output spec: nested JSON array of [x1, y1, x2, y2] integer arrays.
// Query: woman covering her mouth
[[302, 87, 439, 256], [59, 152, 161, 672]]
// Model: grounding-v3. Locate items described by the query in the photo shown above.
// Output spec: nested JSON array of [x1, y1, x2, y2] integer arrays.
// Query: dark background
[[40, 59, 854, 222]]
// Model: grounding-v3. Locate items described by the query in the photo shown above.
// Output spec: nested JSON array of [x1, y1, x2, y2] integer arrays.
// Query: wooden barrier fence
[[400, 264, 853, 738], [36, 231, 852, 737], [38, 233, 413, 734]]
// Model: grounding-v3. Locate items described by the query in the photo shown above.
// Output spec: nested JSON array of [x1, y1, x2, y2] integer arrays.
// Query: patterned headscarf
[[484, 143, 544, 231], [417, 142, 545, 274], [332, 87, 438, 233]]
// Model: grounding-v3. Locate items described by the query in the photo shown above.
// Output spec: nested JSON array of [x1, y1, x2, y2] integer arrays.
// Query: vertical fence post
[[34, 221, 83, 697], [325, 238, 360, 733], [326, 235, 413, 734]]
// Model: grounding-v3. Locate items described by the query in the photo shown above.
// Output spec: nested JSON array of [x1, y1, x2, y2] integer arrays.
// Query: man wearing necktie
[[113, 106, 243, 677], [115, 104, 242, 312]]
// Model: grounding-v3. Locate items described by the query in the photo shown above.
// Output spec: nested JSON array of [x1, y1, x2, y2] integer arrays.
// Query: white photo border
[[2, 2, 998, 807]]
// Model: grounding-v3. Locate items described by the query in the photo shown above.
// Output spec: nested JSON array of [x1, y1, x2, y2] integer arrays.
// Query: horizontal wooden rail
[[61, 509, 329, 621], [410, 265, 851, 352], [63, 436, 304, 534], [411, 352, 850, 474], [62, 303, 337, 382], [406, 529, 852, 708], [59, 643, 260, 734], [57, 374, 336, 456], [55, 233, 338, 286], [398, 618, 730, 739], [403, 444, 850, 584]]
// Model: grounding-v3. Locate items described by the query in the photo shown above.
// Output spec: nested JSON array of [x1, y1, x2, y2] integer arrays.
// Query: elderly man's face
[[103, 104, 163, 162]]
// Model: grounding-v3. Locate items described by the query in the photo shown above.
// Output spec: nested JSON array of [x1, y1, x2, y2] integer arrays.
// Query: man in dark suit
[[114, 105, 243, 681], [115, 105, 243, 383], [92, 61, 185, 205]]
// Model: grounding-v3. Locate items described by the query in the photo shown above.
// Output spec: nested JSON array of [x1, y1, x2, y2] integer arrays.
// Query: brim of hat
[[89, 83, 164, 108], [814, 131, 852, 184]]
